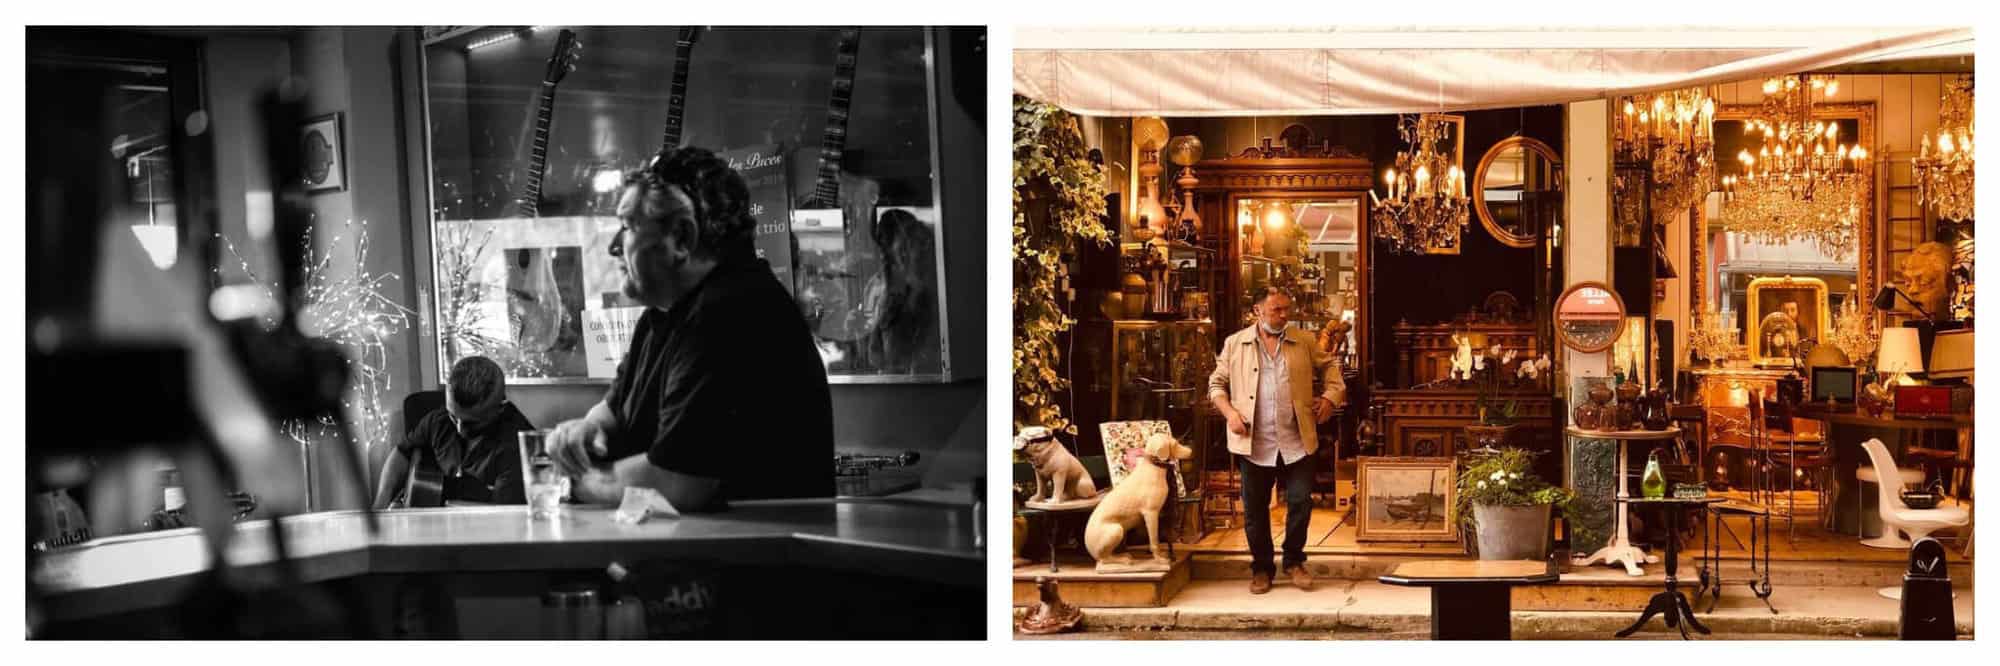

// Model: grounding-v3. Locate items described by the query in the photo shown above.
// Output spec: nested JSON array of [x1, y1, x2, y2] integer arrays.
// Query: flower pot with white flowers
[[1447, 334, 1551, 452], [1455, 448, 1574, 561]]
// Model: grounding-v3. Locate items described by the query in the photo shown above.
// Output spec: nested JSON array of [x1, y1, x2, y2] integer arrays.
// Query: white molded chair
[[1860, 438, 1968, 551], [1854, 465, 1925, 538]]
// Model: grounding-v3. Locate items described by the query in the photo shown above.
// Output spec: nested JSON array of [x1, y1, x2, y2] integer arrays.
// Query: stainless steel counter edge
[[31, 499, 983, 622]]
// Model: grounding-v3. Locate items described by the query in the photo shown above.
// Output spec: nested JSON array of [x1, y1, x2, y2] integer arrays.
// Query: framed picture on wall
[[299, 113, 346, 193], [1355, 456, 1459, 543], [1745, 276, 1830, 367]]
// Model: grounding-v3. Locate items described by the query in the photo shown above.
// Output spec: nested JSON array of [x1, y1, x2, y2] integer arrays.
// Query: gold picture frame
[[1745, 276, 1830, 367], [1355, 456, 1459, 543]]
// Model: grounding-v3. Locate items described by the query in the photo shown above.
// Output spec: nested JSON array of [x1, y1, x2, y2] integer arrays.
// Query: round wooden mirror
[[1555, 281, 1625, 353], [1473, 136, 1561, 249]]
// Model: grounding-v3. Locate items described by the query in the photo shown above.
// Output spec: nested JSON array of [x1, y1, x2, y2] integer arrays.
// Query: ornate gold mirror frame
[[1555, 281, 1627, 353], [1472, 136, 1562, 249], [1744, 275, 1831, 366], [1694, 103, 1878, 329]]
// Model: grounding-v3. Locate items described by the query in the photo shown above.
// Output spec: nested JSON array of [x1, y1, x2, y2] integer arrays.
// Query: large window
[[421, 26, 950, 383]]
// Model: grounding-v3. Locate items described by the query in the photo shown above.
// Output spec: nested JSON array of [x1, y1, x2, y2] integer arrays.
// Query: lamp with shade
[[1928, 328, 1973, 383], [1876, 327, 1925, 387]]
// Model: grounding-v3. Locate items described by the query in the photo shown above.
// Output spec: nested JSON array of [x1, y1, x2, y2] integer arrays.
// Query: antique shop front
[[1011, 26, 1974, 639]]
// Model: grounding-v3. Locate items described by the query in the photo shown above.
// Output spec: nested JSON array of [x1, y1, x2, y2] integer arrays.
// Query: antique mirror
[[1473, 136, 1562, 249], [1694, 102, 1876, 357], [1193, 125, 1375, 383], [1555, 281, 1626, 353]]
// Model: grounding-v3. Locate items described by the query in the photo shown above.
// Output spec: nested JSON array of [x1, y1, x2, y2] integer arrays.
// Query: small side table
[[1379, 560, 1558, 640], [1614, 495, 1724, 639], [1568, 427, 1681, 576], [1019, 496, 1103, 572]]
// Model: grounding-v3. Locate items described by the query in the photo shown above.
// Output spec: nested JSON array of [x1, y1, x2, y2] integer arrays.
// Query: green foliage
[[1012, 96, 1112, 434], [1453, 447, 1574, 533]]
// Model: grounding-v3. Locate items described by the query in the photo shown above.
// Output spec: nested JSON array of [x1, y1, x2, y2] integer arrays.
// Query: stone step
[[1014, 579, 1973, 639], [1189, 553, 1973, 590]]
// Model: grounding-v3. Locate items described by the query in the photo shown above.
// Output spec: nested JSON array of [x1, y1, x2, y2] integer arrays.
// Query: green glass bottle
[[1641, 450, 1667, 499]]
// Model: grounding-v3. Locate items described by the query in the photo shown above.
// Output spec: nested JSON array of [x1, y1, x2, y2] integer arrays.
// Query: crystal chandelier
[[1370, 113, 1468, 254], [1688, 310, 1741, 365], [1829, 291, 1879, 363], [1616, 86, 1718, 218], [1914, 76, 1974, 222], [1718, 74, 1868, 258]]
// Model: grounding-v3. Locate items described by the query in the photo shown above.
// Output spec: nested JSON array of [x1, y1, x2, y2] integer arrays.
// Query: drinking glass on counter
[[518, 429, 568, 520]]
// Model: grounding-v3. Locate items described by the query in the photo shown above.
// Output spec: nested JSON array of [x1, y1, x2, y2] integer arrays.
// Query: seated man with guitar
[[545, 147, 834, 511], [373, 356, 536, 509]]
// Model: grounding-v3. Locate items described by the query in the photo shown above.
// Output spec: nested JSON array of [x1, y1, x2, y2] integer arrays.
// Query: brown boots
[[1249, 565, 1313, 594], [1249, 571, 1273, 594], [1286, 564, 1314, 591]]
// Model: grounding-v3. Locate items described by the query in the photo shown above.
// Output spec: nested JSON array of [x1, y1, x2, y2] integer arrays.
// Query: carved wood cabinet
[[1374, 389, 1558, 458], [1392, 320, 1543, 388]]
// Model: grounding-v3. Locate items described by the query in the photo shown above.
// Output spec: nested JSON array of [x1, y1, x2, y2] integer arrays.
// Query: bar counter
[[32, 495, 982, 624]]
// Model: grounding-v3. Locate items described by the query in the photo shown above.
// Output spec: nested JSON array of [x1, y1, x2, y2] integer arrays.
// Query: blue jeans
[[1239, 454, 1315, 575]]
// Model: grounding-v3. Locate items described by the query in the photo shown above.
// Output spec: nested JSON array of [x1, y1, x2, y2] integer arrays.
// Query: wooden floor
[[1190, 490, 1972, 563]]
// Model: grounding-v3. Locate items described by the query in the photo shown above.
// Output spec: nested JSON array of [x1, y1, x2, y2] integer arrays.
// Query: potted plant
[[1455, 448, 1573, 560], [1451, 335, 1549, 449]]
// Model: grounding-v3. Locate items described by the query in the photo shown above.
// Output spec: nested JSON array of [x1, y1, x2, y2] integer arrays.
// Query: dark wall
[[1371, 106, 1565, 387]]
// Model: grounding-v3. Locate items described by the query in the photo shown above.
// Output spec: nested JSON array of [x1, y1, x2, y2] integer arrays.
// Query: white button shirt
[[1247, 333, 1308, 467]]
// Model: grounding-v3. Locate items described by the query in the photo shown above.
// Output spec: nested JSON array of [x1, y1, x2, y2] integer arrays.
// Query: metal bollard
[[543, 582, 603, 639], [1897, 537, 1955, 640]]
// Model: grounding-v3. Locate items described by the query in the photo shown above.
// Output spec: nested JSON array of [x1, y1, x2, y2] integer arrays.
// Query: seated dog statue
[[1083, 431, 1192, 573], [1014, 426, 1097, 505]]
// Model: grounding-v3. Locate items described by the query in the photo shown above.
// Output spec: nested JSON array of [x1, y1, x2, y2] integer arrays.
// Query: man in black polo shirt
[[372, 356, 535, 508], [547, 146, 833, 510]]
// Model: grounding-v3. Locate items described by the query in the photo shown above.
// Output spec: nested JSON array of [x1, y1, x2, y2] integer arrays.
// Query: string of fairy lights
[[214, 218, 414, 454]]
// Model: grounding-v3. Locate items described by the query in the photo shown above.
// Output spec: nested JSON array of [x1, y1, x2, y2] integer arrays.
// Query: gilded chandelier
[[1914, 76, 1973, 222], [1371, 113, 1468, 254], [1616, 86, 1717, 218], [1718, 74, 1868, 258]]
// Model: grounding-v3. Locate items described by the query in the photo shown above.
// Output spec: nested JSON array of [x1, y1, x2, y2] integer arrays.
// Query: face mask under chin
[[1259, 320, 1287, 335]]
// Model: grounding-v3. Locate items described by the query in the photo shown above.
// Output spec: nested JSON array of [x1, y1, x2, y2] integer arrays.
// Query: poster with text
[[719, 144, 794, 296]]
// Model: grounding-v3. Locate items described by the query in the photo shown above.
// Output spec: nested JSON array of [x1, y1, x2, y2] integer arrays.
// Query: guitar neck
[[659, 38, 696, 151], [518, 82, 558, 218], [811, 29, 861, 209]]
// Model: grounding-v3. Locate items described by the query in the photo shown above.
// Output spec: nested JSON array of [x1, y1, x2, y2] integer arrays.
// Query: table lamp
[[1928, 328, 1973, 382], [1877, 326, 1924, 387], [1872, 285, 1934, 320]]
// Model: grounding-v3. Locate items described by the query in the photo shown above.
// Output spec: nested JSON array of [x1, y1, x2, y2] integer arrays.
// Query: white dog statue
[[1083, 431, 1192, 573], [1014, 426, 1098, 506]]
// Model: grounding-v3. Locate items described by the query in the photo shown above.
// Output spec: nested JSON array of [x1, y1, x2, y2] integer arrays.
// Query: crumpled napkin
[[613, 487, 682, 524]]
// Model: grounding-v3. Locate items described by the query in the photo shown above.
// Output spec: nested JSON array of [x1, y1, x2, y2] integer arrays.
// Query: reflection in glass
[[1555, 284, 1624, 353], [1234, 198, 1361, 364], [423, 27, 947, 381]]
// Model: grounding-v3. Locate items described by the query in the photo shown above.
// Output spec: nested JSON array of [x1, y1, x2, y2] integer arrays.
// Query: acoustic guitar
[[404, 446, 446, 508], [516, 28, 583, 219]]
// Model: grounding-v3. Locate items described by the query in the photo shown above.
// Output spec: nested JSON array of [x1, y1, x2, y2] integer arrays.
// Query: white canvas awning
[[1014, 26, 1973, 117]]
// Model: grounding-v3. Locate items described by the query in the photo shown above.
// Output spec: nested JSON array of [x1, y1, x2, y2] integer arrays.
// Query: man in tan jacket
[[1208, 287, 1345, 594]]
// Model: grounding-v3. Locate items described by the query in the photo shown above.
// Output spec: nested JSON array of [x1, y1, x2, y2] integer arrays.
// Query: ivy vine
[[1013, 96, 1112, 433]]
